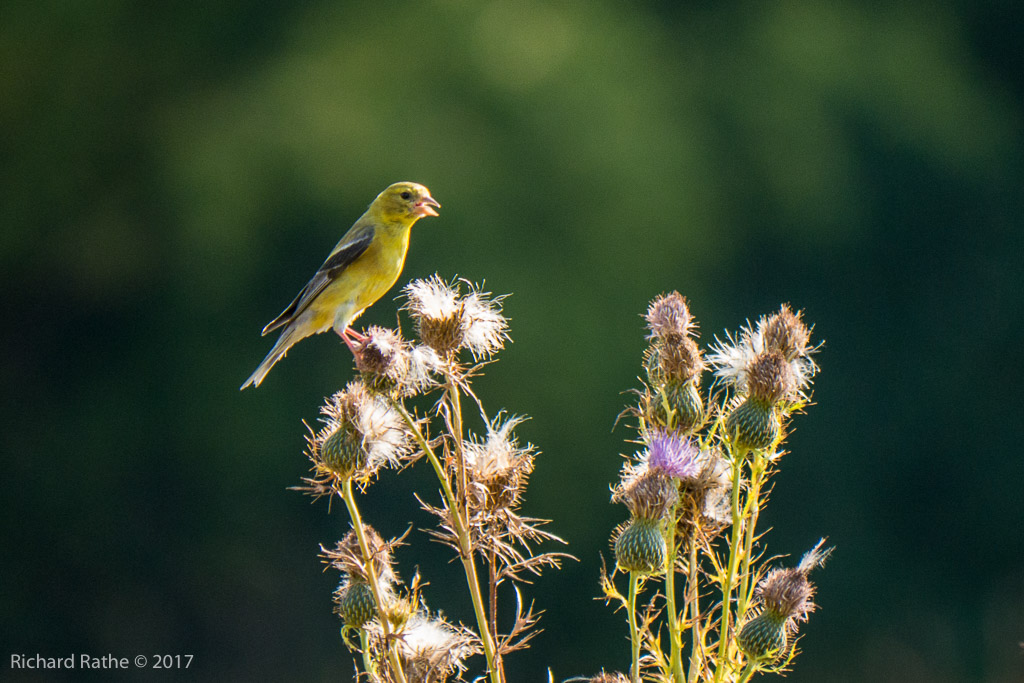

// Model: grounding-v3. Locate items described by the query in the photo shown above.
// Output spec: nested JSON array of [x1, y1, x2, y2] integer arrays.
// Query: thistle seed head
[[324, 526, 399, 588], [739, 540, 832, 661], [308, 381, 415, 481], [396, 613, 479, 682], [464, 414, 534, 512], [402, 276, 509, 359], [403, 276, 464, 354], [677, 448, 733, 536], [354, 326, 438, 397], [355, 326, 406, 377], [708, 309, 818, 400], [460, 287, 509, 359]]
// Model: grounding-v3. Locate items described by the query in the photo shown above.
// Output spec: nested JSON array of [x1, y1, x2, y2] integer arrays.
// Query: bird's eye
[[400, 191, 412, 200]]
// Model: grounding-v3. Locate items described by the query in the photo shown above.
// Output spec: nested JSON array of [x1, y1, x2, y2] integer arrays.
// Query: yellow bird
[[241, 182, 440, 389]]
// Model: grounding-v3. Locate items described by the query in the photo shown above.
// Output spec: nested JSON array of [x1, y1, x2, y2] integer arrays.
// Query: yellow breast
[[309, 224, 412, 331]]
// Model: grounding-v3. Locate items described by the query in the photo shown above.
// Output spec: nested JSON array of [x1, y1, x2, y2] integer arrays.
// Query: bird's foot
[[344, 327, 368, 342], [337, 327, 365, 355]]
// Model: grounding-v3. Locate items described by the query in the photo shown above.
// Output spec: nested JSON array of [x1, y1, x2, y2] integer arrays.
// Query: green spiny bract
[[614, 518, 666, 574], [645, 380, 704, 433], [725, 396, 779, 451], [335, 580, 375, 628], [320, 423, 365, 476], [737, 610, 787, 661]]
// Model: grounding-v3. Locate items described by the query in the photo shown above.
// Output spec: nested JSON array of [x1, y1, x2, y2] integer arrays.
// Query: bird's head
[[374, 182, 441, 222]]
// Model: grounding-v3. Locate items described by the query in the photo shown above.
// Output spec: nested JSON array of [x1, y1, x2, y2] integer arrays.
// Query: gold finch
[[241, 182, 440, 389]]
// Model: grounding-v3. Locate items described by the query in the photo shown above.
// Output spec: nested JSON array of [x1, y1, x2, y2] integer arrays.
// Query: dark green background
[[3, 1, 1022, 680]]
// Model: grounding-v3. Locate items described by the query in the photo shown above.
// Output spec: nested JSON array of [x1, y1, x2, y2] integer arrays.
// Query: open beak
[[416, 195, 441, 217]]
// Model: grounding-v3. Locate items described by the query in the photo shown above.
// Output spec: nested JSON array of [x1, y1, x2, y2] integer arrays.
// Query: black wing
[[260, 227, 375, 336]]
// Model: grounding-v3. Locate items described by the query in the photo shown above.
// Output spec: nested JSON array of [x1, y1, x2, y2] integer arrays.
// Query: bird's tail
[[240, 325, 305, 390]]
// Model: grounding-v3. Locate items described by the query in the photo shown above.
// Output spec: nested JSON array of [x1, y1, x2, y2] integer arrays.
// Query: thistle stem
[[686, 538, 703, 683], [714, 445, 748, 682], [628, 571, 642, 683], [738, 451, 766, 616], [359, 629, 376, 681], [665, 510, 683, 682], [737, 661, 757, 683], [392, 401, 501, 683], [489, 546, 504, 680], [338, 479, 408, 683], [446, 375, 468, 517]]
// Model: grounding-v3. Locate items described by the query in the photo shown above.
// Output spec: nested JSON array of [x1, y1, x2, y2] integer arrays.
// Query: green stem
[[628, 571, 641, 683], [339, 479, 408, 683], [714, 445, 747, 682], [392, 401, 501, 683], [489, 546, 504, 681], [665, 511, 683, 682], [737, 661, 757, 683], [686, 539, 702, 683], [446, 375, 468, 516], [737, 452, 765, 617], [359, 629, 376, 681]]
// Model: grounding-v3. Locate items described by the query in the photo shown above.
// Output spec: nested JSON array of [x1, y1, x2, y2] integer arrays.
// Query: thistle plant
[[296, 276, 568, 683], [595, 293, 832, 683]]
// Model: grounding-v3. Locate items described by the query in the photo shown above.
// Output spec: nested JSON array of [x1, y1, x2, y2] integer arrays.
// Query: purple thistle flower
[[645, 430, 701, 480]]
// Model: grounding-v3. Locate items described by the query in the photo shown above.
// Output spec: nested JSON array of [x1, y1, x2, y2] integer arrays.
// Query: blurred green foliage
[[2, 0, 1022, 680]]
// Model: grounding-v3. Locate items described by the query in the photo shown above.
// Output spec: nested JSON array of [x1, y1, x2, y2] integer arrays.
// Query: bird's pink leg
[[335, 327, 363, 354], [344, 327, 368, 342]]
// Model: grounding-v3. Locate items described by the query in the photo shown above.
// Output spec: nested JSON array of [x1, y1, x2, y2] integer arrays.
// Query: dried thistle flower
[[403, 276, 464, 354], [402, 276, 509, 359], [762, 304, 812, 361], [645, 291, 694, 342], [354, 326, 438, 397], [565, 672, 630, 683], [460, 286, 509, 359], [738, 539, 834, 661], [306, 381, 415, 481], [464, 414, 534, 513], [677, 448, 733, 537], [641, 292, 705, 436], [709, 308, 818, 450], [355, 325, 407, 378], [395, 613, 480, 682], [707, 307, 818, 401], [612, 466, 679, 522], [644, 293, 704, 386], [323, 527, 399, 588]]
